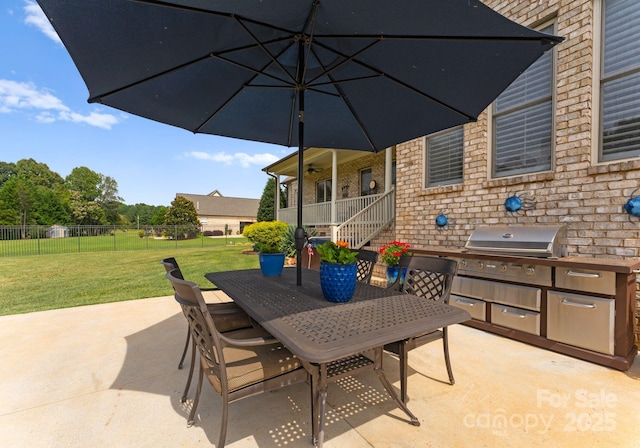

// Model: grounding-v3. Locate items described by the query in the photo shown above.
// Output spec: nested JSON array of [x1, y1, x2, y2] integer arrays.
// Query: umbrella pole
[[294, 40, 306, 286]]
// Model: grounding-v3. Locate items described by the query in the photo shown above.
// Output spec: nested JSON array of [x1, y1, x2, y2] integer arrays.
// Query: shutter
[[427, 127, 464, 186], [493, 24, 554, 177], [602, 0, 640, 160], [495, 102, 552, 177]]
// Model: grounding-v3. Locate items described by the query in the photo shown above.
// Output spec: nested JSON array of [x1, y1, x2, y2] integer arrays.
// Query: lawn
[[0, 244, 259, 316]]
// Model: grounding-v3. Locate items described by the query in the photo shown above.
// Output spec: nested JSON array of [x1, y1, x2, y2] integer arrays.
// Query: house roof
[[176, 193, 259, 218]]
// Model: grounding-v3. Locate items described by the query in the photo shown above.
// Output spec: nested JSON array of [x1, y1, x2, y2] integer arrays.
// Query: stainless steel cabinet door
[[547, 291, 614, 355]]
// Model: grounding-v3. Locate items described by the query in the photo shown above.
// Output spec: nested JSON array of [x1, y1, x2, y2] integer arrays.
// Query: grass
[[1, 228, 242, 257], [0, 244, 260, 316]]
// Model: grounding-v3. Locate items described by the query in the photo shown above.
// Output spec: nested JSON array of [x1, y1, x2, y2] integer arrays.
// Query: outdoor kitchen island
[[412, 246, 639, 371]]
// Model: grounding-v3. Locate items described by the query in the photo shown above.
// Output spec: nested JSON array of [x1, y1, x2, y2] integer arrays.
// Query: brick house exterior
[[395, 0, 640, 258], [268, 1, 640, 344]]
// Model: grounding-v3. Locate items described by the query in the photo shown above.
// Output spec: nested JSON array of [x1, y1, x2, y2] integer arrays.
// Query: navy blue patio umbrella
[[37, 0, 562, 284]]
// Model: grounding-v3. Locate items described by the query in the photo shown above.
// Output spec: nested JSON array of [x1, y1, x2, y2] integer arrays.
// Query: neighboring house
[[176, 191, 259, 234], [264, 0, 640, 260]]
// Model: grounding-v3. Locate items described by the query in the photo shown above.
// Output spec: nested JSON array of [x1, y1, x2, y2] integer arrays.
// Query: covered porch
[[263, 147, 396, 248]]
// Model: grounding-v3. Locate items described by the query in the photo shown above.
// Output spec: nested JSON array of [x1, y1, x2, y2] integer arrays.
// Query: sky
[[0, 1, 292, 206]]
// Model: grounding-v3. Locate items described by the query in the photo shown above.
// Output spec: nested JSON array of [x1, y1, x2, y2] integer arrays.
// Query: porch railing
[[278, 193, 386, 227], [336, 189, 395, 249]]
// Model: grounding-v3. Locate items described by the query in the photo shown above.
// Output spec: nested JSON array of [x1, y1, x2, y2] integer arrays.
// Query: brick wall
[[395, 0, 640, 258], [393, 0, 640, 346]]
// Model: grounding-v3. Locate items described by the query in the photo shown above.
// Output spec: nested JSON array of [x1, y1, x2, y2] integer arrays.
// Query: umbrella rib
[[321, 70, 377, 151], [233, 17, 298, 85], [309, 34, 562, 45], [311, 39, 476, 121]]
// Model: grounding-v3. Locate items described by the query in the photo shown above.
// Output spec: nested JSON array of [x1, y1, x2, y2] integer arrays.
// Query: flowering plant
[[316, 240, 358, 265], [379, 241, 412, 266]]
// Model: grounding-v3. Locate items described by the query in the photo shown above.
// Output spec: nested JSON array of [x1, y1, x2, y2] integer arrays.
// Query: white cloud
[[0, 79, 121, 129], [185, 151, 279, 168], [23, 0, 62, 44]]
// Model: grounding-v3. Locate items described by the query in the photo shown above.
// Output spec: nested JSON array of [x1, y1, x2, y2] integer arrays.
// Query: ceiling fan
[[305, 164, 324, 175]]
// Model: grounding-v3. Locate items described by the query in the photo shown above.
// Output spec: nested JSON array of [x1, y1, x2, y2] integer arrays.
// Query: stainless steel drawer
[[451, 294, 486, 321], [555, 268, 615, 296], [452, 276, 541, 311], [490, 304, 540, 336], [547, 291, 614, 355]]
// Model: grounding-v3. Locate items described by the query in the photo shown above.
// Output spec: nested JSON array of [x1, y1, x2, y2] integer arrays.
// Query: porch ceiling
[[262, 147, 374, 178]]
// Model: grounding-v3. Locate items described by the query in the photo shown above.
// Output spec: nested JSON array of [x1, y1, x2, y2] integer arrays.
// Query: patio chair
[[355, 249, 378, 284], [384, 255, 458, 403], [165, 269, 307, 448], [161, 258, 253, 404]]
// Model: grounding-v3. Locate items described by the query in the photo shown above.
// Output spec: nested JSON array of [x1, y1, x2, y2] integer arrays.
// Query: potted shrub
[[316, 240, 358, 302], [242, 220, 288, 276]]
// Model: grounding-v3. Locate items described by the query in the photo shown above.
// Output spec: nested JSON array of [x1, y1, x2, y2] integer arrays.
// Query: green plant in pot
[[316, 240, 358, 302], [242, 220, 288, 276]]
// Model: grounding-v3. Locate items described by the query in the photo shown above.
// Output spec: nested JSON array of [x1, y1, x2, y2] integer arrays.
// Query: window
[[600, 0, 640, 161], [360, 168, 373, 195], [492, 23, 555, 178], [315, 179, 331, 203], [425, 127, 464, 187]]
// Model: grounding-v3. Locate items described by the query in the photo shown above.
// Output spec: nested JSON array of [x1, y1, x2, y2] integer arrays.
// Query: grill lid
[[464, 225, 567, 258]]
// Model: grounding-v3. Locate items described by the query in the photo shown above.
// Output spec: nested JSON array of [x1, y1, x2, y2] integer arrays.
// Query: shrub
[[242, 220, 288, 253]]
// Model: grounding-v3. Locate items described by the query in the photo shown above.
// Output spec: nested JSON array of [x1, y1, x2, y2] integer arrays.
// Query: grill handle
[[501, 308, 527, 319], [565, 270, 601, 279], [560, 299, 597, 309], [454, 298, 477, 307], [466, 247, 549, 255]]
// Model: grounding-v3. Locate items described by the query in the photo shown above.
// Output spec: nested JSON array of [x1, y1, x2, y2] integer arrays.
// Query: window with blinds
[[601, 0, 640, 161], [493, 24, 555, 178], [425, 127, 463, 187]]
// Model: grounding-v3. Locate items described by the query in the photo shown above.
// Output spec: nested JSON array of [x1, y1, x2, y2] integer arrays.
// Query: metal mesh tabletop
[[206, 268, 470, 363]]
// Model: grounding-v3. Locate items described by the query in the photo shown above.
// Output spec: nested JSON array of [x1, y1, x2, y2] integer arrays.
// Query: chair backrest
[[165, 269, 227, 385], [355, 249, 378, 284], [160, 257, 185, 280], [394, 255, 458, 303]]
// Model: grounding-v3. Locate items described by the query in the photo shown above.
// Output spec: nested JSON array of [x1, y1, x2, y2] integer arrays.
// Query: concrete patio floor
[[1, 293, 639, 448]]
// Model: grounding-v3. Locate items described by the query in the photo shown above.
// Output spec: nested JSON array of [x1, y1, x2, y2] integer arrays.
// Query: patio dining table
[[205, 267, 470, 447]]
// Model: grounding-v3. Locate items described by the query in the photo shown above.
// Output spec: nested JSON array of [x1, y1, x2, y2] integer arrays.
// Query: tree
[[15, 158, 64, 189], [0, 177, 32, 225], [68, 191, 107, 225], [66, 166, 102, 202], [150, 206, 168, 225], [0, 161, 17, 189], [31, 186, 70, 225], [257, 177, 286, 222], [99, 175, 124, 224], [164, 196, 199, 226]]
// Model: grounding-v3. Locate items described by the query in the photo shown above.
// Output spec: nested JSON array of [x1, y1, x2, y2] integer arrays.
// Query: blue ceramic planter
[[319, 261, 357, 303], [258, 252, 286, 277], [386, 266, 407, 287]]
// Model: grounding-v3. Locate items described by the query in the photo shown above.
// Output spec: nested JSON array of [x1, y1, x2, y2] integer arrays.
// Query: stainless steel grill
[[464, 225, 567, 258]]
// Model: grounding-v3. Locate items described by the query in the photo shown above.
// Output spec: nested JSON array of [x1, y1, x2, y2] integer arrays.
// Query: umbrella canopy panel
[[38, 0, 563, 152]]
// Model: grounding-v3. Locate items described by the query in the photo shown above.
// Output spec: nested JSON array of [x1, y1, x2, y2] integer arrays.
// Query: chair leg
[[181, 336, 197, 403], [187, 364, 204, 427], [443, 327, 455, 385], [178, 326, 190, 369], [398, 342, 410, 404], [218, 390, 230, 448]]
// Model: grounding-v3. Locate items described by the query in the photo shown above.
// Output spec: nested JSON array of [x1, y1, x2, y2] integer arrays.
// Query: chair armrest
[[219, 333, 279, 347], [200, 286, 221, 292]]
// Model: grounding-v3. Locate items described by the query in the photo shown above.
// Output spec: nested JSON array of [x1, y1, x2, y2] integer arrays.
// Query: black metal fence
[[0, 225, 246, 257]]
